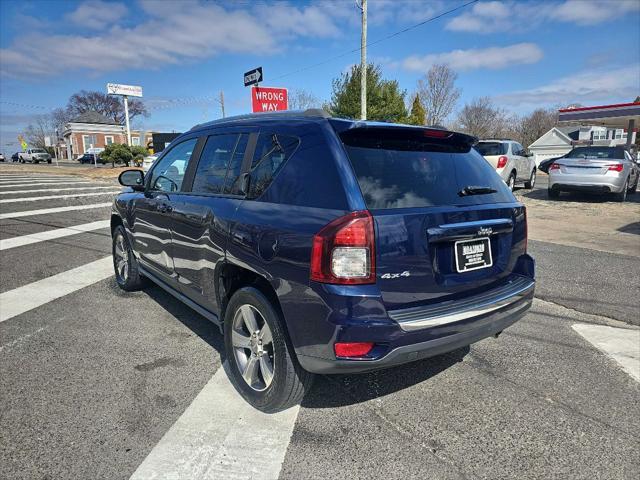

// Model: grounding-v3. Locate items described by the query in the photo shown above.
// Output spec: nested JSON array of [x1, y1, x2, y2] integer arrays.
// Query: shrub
[[101, 143, 134, 167]]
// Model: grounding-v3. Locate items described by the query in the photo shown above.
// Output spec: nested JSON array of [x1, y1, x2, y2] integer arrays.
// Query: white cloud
[[495, 65, 640, 107], [1, 1, 349, 77], [446, 0, 640, 33], [65, 0, 128, 29], [402, 43, 543, 72]]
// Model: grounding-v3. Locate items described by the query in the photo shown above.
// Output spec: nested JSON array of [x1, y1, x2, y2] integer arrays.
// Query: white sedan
[[142, 155, 157, 173]]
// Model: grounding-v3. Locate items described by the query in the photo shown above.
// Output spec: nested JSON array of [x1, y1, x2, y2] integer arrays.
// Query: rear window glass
[[248, 133, 299, 199], [343, 132, 514, 209], [475, 142, 507, 156], [564, 147, 624, 159]]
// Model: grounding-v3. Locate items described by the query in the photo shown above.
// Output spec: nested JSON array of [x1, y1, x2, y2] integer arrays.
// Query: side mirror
[[119, 169, 145, 191]]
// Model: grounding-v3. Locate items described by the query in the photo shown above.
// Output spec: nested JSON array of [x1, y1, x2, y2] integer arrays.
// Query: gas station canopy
[[558, 102, 639, 129]]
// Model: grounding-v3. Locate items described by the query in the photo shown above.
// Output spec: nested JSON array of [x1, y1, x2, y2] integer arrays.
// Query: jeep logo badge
[[478, 227, 493, 236]]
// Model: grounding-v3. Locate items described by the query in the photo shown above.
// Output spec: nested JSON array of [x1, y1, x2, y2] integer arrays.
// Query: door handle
[[158, 203, 173, 213]]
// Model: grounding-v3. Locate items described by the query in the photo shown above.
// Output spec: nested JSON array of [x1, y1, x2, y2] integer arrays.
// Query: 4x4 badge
[[478, 227, 493, 236], [381, 271, 411, 279]]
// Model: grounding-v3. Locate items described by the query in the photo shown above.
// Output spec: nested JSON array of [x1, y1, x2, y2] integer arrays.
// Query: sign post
[[107, 83, 143, 146], [251, 86, 288, 113]]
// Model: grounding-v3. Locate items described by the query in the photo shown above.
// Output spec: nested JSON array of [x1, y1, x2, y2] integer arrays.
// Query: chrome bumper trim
[[388, 276, 535, 331]]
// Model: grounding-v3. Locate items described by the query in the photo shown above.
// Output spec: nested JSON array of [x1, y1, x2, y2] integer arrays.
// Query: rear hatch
[[474, 141, 507, 169], [338, 126, 526, 311]]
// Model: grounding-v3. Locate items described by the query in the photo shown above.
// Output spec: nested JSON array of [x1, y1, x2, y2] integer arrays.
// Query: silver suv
[[475, 140, 537, 190]]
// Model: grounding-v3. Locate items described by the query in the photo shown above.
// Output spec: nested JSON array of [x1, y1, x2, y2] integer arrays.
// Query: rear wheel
[[613, 178, 629, 202], [524, 169, 536, 189], [224, 287, 313, 413], [112, 225, 147, 291], [547, 187, 559, 199], [507, 172, 516, 191], [628, 176, 638, 194]]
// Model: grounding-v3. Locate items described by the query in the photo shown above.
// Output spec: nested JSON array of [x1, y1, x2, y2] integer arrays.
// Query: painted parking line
[[0, 203, 112, 220], [130, 367, 299, 480], [0, 191, 120, 204], [0, 220, 110, 251], [0, 256, 113, 322], [0, 181, 96, 188], [0, 176, 82, 182], [573, 323, 640, 382], [0, 186, 115, 195]]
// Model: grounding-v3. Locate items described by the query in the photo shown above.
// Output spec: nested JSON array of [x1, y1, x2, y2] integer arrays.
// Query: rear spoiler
[[328, 118, 477, 149]]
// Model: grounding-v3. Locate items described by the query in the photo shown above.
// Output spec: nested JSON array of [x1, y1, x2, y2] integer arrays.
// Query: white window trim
[[105, 136, 114, 145], [131, 136, 140, 146]]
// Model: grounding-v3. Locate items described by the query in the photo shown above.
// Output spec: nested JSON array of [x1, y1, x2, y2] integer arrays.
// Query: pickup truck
[[19, 148, 52, 164]]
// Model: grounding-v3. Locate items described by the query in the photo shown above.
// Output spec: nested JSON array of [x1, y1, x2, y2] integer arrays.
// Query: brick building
[[63, 111, 152, 159]]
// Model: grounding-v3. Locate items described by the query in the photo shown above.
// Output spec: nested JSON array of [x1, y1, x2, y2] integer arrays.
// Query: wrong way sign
[[251, 86, 288, 112]]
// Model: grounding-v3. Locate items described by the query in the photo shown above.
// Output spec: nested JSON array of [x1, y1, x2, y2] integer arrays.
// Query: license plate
[[454, 237, 493, 273]]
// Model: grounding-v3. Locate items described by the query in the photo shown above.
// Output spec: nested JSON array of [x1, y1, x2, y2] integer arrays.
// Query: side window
[[223, 134, 249, 195], [149, 138, 197, 192], [248, 133, 299, 199], [192, 134, 239, 194]]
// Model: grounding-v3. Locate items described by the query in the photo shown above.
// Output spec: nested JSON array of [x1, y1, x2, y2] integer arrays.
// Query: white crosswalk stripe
[[0, 191, 120, 204], [130, 367, 299, 480], [0, 256, 114, 322], [0, 203, 112, 219], [0, 220, 110, 251], [0, 186, 115, 195], [0, 181, 97, 188]]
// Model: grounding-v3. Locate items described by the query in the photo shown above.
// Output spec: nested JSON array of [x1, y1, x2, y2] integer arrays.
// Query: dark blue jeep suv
[[112, 109, 535, 412]]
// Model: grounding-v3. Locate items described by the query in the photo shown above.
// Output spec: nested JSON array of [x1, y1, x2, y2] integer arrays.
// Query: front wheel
[[224, 287, 313, 413], [112, 225, 147, 291], [524, 169, 536, 189]]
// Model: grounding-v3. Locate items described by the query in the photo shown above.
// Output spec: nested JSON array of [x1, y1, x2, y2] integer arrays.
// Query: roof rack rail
[[190, 108, 331, 131]]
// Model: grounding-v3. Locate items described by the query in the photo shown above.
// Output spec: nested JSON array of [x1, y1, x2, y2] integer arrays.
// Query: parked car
[[0, 153, 5, 162], [19, 148, 52, 164], [112, 110, 535, 412], [142, 154, 157, 172], [11, 152, 20, 162], [78, 153, 100, 164], [538, 156, 562, 174], [548, 146, 639, 201], [475, 140, 537, 190]]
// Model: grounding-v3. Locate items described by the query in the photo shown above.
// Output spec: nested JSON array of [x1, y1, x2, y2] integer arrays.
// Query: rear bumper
[[549, 175, 626, 193], [295, 268, 535, 375]]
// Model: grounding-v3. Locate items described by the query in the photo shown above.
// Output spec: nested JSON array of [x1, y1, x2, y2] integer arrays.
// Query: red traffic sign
[[251, 86, 288, 113]]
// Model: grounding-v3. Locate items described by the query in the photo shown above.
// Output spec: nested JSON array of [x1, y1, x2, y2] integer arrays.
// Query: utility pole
[[357, 0, 367, 120], [219, 91, 226, 118]]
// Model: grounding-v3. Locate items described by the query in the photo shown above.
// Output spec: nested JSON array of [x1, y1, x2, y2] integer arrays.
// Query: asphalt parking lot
[[1, 165, 638, 480]]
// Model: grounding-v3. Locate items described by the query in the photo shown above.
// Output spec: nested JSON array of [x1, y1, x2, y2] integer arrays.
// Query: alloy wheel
[[530, 170, 536, 188], [508, 174, 515, 190], [231, 304, 275, 392], [114, 233, 129, 282]]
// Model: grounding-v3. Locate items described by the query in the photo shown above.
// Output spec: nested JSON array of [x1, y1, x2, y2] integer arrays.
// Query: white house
[[528, 125, 636, 166]]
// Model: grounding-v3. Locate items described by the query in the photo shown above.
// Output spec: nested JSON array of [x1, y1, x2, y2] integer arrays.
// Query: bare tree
[[24, 114, 55, 149], [514, 108, 558, 148], [456, 97, 509, 139], [66, 90, 147, 124], [288, 89, 322, 110], [417, 64, 461, 126]]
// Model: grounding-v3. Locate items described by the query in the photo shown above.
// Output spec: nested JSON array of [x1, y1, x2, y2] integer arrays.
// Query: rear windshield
[[564, 147, 624, 159], [475, 142, 507, 156], [342, 132, 514, 209]]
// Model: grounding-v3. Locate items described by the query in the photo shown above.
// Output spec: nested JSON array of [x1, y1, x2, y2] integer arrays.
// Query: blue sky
[[1, 0, 639, 152]]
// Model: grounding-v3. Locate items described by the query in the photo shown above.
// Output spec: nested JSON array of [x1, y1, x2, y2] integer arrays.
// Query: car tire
[[47, 159, 52, 164], [224, 287, 314, 413], [112, 225, 147, 291], [628, 177, 638, 194], [613, 178, 628, 202], [547, 187, 559, 199], [507, 172, 516, 191], [524, 169, 536, 189]]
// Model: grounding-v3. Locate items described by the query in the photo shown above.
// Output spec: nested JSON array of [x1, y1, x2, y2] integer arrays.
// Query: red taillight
[[423, 129, 451, 138], [497, 156, 508, 169], [334, 342, 375, 358], [607, 163, 624, 172], [310, 210, 376, 284], [549, 163, 560, 171]]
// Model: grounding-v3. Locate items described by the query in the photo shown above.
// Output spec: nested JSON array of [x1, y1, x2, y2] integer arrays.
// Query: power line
[[271, 0, 479, 81]]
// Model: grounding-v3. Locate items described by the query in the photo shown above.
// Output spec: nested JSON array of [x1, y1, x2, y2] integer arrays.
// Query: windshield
[[32, 149, 46, 153], [564, 147, 625, 159], [475, 142, 507, 156], [342, 132, 514, 209]]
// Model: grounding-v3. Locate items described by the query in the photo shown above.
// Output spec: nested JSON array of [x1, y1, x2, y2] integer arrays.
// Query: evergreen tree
[[407, 95, 426, 125]]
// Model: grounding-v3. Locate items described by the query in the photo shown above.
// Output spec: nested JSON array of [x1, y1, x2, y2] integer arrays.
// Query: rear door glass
[[248, 133, 299, 199], [192, 134, 240, 194], [342, 132, 514, 209]]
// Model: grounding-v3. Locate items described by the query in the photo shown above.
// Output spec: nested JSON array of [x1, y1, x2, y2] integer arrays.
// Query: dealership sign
[[106, 83, 143, 97], [251, 86, 288, 112]]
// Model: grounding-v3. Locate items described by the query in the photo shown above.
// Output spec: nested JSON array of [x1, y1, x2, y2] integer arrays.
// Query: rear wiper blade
[[458, 185, 497, 197]]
